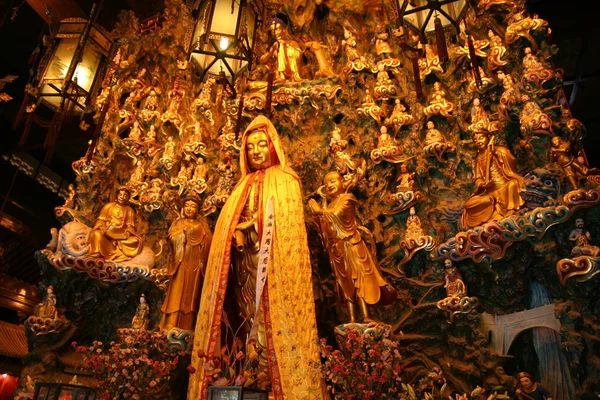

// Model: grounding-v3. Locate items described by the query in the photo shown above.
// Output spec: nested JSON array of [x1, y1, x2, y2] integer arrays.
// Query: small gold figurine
[[549, 136, 592, 190], [424, 82, 456, 118], [487, 30, 509, 70], [519, 94, 554, 148], [131, 293, 149, 331], [423, 121, 456, 163], [418, 44, 444, 79], [443, 260, 466, 298], [35, 286, 58, 320], [461, 131, 524, 229], [405, 207, 425, 242], [498, 71, 520, 120], [385, 99, 415, 131], [569, 218, 600, 257], [302, 35, 335, 78], [396, 164, 415, 192], [309, 171, 395, 323]]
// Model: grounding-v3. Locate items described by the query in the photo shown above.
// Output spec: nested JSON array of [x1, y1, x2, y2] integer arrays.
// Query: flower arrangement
[[73, 330, 180, 399], [317, 326, 405, 399], [190, 314, 264, 389]]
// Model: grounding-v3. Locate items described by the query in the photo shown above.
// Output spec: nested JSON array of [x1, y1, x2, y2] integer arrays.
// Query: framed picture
[[208, 386, 269, 400]]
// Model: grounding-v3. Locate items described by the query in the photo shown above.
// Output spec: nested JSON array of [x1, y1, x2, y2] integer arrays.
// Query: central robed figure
[[188, 116, 327, 400]]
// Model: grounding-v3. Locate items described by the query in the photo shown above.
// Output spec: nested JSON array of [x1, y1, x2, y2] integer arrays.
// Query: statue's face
[[116, 190, 131, 205], [519, 377, 533, 389], [473, 133, 489, 150], [400, 164, 408, 173], [246, 131, 271, 170], [324, 173, 344, 197], [140, 296, 146, 304], [74, 233, 89, 251], [444, 259, 453, 269], [183, 200, 199, 219], [427, 121, 434, 129], [576, 218, 585, 229]]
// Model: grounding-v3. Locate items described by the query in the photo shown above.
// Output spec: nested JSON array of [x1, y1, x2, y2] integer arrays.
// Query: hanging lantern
[[35, 9, 112, 113], [188, 0, 264, 95], [397, 0, 468, 38]]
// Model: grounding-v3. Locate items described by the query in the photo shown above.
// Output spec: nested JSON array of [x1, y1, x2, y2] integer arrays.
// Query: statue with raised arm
[[309, 171, 395, 323]]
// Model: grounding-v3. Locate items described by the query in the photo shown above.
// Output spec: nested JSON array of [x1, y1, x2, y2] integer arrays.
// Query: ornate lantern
[[33, 382, 96, 400], [188, 0, 263, 94], [398, 0, 468, 36], [35, 7, 112, 113]]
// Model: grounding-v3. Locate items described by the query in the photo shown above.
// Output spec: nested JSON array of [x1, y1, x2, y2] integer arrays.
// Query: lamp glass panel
[[192, 1, 210, 49], [57, 21, 85, 35], [43, 38, 78, 82], [75, 41, 102, 92], [209, 0, 240, 36], [245, 3, 256, 48]]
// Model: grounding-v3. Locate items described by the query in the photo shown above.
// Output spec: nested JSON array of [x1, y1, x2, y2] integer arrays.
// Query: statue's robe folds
[[317, 192, 388, 305], [161, 216, 212, 331], [461, 145, 524, 229], [88, 202, 143, 262], [188, 116, 327, 400]]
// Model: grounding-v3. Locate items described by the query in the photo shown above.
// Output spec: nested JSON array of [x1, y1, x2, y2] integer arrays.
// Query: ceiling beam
[[25, 0, 85, 24]]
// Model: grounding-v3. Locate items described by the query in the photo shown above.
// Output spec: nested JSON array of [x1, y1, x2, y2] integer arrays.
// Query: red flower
[[187, 364, 196, 374]]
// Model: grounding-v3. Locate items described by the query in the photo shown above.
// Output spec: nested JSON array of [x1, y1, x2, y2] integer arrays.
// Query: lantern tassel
[[266, 71, 274, 118], [467, 35, 482, 87], [411, 56, 423, 100], [87, 86, 112, 162], [434, 17, 448, 63]]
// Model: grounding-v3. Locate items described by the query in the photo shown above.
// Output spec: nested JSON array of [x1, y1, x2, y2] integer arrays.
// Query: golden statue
[[424, 121, 456, 163], [519, 94, 554, 148], [418, 44, 444, 79], [385, 99, 415, 131], [88, 187, 143, 262], [259, 18, 303, 83], [374, 25, 393, 60], [405, 207, 425, 242], [128, 121, 142, 141], [131, 294, 149, 330], [461, 131, 524, 229], [160, 195, 212, 331], [487, 30, 509, 70], [342, 28, 366, 64], [161, 78, 185, 127], [498, 71, 520, 120], [309, 171, 395, 323], [549, 136, 591, 190], [424, 81, 455, 118], [469, 97, 491, 132], [188, 116, 327, 399], [35, 286, 58, 319], [396, 164, 415, 192]]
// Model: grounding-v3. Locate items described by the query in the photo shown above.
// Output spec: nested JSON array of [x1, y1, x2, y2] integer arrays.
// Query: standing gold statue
[[188, 116, 327, 400], [461, 131, 524, 229], [260, 18, 303, 83], [131, 294, 149, 331], [88, 187, 143, 262], [160, 195, 212, 331], [549, 136, 593, 190], [309, 171, 395, 323]]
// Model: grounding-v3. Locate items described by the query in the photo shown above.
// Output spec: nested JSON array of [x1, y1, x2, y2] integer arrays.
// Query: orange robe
[[317, 192, 388, 304], [188, 116, 327, 400], [161, 216, 212, 331], [88, 202, 143, 262], [461, 145, 524, 228]]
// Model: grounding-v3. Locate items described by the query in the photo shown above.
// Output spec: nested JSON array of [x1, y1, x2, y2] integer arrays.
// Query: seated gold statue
[[88, 186, 143, 262], [309, 171, 395, 323], [35, 286, 58, 319], [461, 131, 524, 229]]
